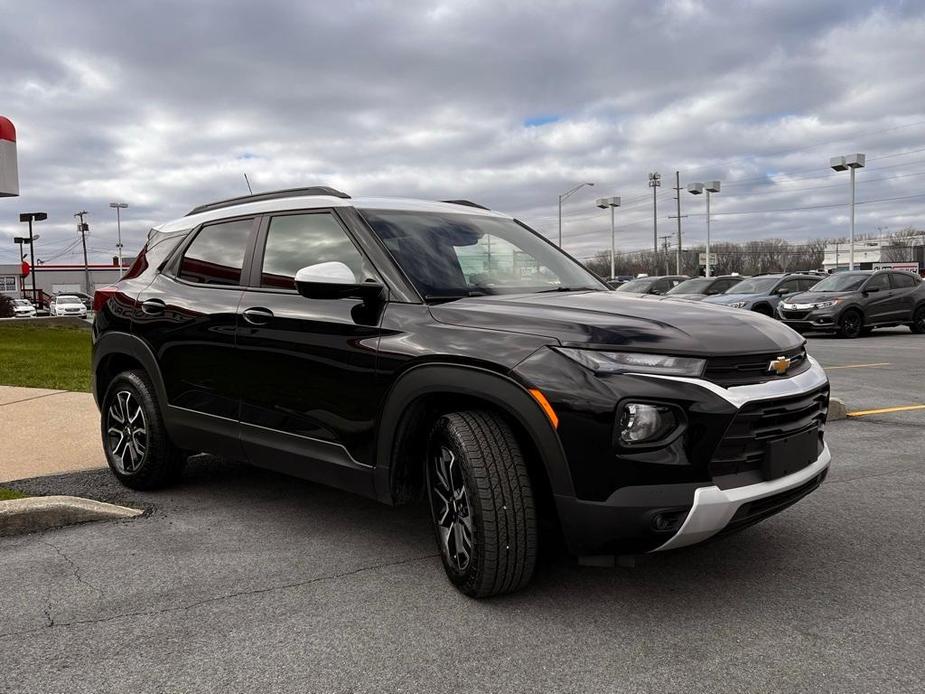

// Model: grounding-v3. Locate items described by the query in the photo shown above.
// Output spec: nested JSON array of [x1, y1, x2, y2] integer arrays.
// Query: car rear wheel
[[837, 310, 863, 339], [911, 306, 925, 334], [426, 411, 537, 598], [101, 370, 186, 490]]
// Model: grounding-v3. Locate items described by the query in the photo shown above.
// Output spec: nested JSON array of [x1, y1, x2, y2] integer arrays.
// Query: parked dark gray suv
[[778, 270, 925, 337]]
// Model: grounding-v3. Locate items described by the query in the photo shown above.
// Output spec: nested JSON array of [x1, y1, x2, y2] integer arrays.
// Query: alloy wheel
[[841, 312, 861, 338], [430, 446, 474, 571], [106, 390, 148, 473]]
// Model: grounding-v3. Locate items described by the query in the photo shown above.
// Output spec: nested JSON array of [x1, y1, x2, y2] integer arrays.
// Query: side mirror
[[863, 286, 880, 294], [294, 261, 384, 301]]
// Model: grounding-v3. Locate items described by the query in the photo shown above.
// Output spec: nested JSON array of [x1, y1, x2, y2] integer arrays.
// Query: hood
[[702, 293, 759, 305], [785, 291, 855, 304], [430, 290, 803, 357], [663, 294, 709, 302]]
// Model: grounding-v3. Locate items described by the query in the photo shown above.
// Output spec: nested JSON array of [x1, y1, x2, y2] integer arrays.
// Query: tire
[[426, 411, 537, 598], [100, 370, 186, 490], [911, 306, 925, 334], [753, 304, 773, 317], [837, 310, 863, 339]]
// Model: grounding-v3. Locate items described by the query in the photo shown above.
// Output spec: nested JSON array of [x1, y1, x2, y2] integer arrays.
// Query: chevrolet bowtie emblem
[[769, 356, 791, 376]]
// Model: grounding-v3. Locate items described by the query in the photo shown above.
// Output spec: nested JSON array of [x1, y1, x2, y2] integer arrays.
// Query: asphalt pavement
[[3, 413, 924, 692]]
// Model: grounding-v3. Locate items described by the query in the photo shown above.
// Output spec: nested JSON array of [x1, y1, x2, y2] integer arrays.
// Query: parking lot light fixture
[[830, 153, 865, 270], [596, 196, 622, 279], [109, 202, 129, 274], [687, 181, 720, 277], [18, 212, 46, 305], [558, 182, 594, 248]]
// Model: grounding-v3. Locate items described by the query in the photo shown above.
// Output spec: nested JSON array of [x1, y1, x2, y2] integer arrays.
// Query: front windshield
[[59, 296, 82, 305], [616, 278, 655, 293], [811, 273, 868, 292], [725, 277, 778, 294], [13, 299, 28, 306], [360, 209, 606, 300], [667, 277, 714, 294]]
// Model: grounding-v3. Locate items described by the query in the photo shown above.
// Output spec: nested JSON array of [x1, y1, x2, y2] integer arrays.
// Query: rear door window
[[890, 272, 915, 289], [178, 219, 254, 286]]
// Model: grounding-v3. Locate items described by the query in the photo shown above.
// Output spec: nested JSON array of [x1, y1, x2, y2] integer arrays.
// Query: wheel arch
[[93, 331, 167, 411], [373, 364, 575, 507]]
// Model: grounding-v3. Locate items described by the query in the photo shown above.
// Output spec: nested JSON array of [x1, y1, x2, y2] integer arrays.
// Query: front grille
[[710, 384, 829, 487], [704, 347, 808, 386], [717, 470, 827, 536], [780, 309, 811, 320]]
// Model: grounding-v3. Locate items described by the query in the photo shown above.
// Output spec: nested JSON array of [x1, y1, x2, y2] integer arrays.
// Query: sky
[[1, 0, 925, 266]]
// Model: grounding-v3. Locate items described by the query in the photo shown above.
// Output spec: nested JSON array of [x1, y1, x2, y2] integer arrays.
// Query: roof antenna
[[243, 173, 254, 195]]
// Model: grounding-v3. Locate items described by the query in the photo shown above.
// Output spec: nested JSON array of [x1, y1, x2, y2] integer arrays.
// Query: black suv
[[92, 187, 832, 597], [778, 270, 925, 337]]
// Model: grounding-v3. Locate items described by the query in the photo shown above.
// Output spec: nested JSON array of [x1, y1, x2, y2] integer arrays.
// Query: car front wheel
[[837, 310, 863, 338], [426, 411, 537, 598], [100, 370, 186, 490]]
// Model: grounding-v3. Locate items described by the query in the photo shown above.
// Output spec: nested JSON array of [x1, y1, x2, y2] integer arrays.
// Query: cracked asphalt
[[1, 328, 923, 693]]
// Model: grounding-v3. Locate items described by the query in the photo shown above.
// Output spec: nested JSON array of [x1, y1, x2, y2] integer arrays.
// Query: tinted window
[[864, 274, 890, 291], [260, 213, 372, 290], [800, 278, 819, 291], [616, 278, 657, 293], [178, 219, 253, 286], [891, 272, 916, 289], [709, 279, 738, 294], [777, 279, 803, 294], [812, 272, 868, 292], [724, 277, 778, 294], [667, 277, 714, 294]]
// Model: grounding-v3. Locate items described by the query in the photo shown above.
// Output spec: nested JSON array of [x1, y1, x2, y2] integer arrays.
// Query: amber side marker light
[[528, 388, 559, 429]]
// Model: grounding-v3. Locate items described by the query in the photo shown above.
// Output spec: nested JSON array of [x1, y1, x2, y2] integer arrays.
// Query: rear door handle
[[242, 307, 274, 326], [141, 298, 166, 315]]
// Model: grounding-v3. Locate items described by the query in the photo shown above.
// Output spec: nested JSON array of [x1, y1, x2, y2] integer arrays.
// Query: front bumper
[[551, 358, 831, 555], [778, 306, 839, 331], [651, 443, 830, 551]]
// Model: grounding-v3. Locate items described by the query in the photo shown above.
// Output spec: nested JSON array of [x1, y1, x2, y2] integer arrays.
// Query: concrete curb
[[0, 495, 142, 537], [829, 397, 848, 421]]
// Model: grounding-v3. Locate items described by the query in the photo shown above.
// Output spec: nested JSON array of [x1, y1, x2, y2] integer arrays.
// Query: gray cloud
[[1, 0, 924, 266]]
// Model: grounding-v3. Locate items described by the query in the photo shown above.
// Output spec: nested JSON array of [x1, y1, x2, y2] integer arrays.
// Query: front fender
[[372, 363, 575, 503]]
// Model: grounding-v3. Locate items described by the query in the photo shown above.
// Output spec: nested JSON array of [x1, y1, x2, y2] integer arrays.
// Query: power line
[[685, 191, 925, 218]]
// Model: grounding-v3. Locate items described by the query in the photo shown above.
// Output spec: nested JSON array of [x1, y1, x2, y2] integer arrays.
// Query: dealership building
[[0, 260, 127, 304]]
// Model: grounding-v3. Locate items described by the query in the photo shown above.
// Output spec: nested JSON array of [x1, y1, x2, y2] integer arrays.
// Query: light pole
[[558, 182, 594, 247], [648, 172, 660, 254], [109, 202, 128, 274], [687, 181, 720, 277], [830, 154, 865, 270], [596, 196, 622, 279], [18, 212, 46, 305]]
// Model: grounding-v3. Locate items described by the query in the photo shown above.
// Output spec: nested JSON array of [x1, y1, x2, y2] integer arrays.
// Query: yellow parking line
[[824, 362, 891, 370], [847, 404, 925, 417]]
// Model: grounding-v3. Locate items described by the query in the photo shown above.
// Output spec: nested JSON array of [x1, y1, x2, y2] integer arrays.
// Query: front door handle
[[141, 298, 166, 315], [242, 307, 274, 326]]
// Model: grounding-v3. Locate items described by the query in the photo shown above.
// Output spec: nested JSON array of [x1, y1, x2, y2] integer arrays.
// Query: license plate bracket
[[763, 427, 819, 480]]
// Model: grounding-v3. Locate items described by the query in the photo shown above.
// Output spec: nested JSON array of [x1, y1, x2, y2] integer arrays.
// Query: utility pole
[[674, 171, 682, 273], [75, 210, 91, 294], [659, 234, 672, 275]]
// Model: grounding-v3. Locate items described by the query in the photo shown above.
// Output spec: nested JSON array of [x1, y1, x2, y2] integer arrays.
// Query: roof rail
[[441, 199, 490, 211], [185, 186, 351, 216]]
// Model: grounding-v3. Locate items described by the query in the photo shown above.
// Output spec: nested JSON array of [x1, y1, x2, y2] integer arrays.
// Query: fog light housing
[[618, 403, 678, 445]]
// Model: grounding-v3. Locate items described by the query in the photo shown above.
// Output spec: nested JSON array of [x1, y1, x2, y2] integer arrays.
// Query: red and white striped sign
[[0, 116, 19, 197]]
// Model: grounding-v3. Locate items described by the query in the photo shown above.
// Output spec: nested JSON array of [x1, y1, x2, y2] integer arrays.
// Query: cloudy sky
[[2, 0, 925, 266]]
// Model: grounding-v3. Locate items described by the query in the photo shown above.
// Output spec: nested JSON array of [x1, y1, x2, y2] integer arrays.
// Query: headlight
[[814, 300, 840, 309], [729, 301, 747, 308], [555, 348, 705, 377], [618, 403, 680, 445]]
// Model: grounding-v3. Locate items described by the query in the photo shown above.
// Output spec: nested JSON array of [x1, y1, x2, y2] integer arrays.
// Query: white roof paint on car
[[153, 195, 511, 234]]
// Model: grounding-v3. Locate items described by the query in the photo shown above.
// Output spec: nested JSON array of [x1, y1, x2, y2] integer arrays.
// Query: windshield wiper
[[535, 286, 601, 293]]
